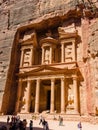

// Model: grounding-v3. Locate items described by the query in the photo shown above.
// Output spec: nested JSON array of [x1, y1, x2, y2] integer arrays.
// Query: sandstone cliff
[[0, 0, 98, 115]]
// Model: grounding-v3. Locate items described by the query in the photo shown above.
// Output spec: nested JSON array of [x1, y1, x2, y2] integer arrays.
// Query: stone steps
[[5, 113, 98, 124]]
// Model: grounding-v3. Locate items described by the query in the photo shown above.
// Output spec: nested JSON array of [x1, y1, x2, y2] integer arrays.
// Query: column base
[[34, 112, 39, 114], [20, 111, 30, 114], [66, 109, 79, 115], [61, 111, 66, 114]]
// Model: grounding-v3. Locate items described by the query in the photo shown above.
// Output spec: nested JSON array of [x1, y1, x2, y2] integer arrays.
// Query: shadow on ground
[[0, 121, 53, 130]]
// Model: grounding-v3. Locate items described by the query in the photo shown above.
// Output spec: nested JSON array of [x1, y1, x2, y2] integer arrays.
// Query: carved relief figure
[[45, 49, 50, 64], [23, 50, 31, 66], [65, 44, 72, 62]]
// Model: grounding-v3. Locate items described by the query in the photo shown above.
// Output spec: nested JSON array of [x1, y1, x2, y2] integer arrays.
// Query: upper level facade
[[19, 24, 80, 73]]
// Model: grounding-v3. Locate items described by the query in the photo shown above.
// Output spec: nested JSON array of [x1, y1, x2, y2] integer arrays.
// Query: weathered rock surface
[[0, 0, 98, 119]]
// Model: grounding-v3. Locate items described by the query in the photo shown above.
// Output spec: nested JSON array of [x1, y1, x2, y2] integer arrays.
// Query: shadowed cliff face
[[0, 0, 98, 115]]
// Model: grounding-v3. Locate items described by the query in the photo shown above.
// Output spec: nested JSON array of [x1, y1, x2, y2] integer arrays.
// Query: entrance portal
[[47, 90, 51, 110]]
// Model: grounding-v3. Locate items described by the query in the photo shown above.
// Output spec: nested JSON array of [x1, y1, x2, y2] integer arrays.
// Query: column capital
[[27, 80, 32, 84], [30, 46, 34, 49], [20, 48, 24, 51], [37, 78, 41, 82], [72, 75, 77, 80], [61, 77, 65, 81], [51, 78, 55, 82], [19, 78, 22, 82]]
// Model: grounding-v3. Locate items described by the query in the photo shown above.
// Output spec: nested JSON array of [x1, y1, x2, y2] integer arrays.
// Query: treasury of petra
[[0, 0, 98, 123]]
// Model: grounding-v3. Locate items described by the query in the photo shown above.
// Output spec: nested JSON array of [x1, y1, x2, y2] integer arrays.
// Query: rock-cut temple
[[0, 0, 98, 122]]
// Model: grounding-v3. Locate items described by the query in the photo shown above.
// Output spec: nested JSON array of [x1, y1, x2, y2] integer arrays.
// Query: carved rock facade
[[0, 0, 98, 121]]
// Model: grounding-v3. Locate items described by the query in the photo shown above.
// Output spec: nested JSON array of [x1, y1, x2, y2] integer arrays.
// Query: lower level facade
[[16, 64, 81, 115]]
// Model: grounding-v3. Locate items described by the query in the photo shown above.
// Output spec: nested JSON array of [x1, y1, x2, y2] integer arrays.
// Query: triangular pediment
[[27, 65, 63, 74]]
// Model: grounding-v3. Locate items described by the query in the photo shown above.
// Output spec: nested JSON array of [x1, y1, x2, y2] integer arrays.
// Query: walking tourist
[[29, 120, 33, 130], [7, 116, 10, 124], [45, 121, 49, 130], [77, 122, 82, 130], [59, 116, 63, 126], [22, 119, 27, 130]]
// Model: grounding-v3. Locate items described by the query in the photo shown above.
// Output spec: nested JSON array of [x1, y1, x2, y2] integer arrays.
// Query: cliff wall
[[0, 0, 98, 114]]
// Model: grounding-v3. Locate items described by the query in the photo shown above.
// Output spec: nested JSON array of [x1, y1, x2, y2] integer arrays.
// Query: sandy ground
[[0, 115, 98, 130]]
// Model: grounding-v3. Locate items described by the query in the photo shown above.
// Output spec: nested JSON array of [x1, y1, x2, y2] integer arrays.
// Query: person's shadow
[[0, 121, 53, 130], [26, 126, 53, 130], [26, 127, 43, 130]]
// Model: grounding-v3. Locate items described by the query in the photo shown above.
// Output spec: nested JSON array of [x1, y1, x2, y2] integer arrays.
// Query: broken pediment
[[19, 30, 37, 46], [58, 25, 78, 39]]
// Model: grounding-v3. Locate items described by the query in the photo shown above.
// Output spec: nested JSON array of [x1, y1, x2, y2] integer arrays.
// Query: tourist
[[45, 121, 49, 130], [59, 116, 63, 126], [22, 119, 27, 130], [19, 120, 24, 130], [7, 116, 10, 124], [77, 122, 82, 130], [0, 125, 7, 130], [29, 120, 33, 130], [39, 115, 43, 125], [39, 117, 46, 130]]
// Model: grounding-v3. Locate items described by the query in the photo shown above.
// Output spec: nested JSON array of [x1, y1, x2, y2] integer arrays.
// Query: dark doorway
[[47, 90, 51, 110]]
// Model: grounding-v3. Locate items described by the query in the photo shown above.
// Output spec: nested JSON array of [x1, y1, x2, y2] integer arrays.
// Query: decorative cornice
[[40, 37, 58, 46]]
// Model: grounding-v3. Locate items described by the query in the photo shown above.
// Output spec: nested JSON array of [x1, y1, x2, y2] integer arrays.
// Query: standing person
[[45, 121, 49, 130], [7, 116, 10, 124], [59, 116, 62, 126], [39, 117, 46, 130], [29, 120, 33, 130], [77, 122, 82, 130], [23, 119, 27, 130], [39, 115, 43, 125]]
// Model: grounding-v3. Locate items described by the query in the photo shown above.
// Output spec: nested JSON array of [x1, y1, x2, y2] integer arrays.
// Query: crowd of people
[[7, 115, 29, 130], [0, 115, 49, 130], [0, 115, 82, 130]]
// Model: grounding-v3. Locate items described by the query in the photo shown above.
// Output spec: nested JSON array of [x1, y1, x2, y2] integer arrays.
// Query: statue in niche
[[67, 88, 74, 110], [65, 45, 72, 57], [23, 50, 31, 66], [24, 51, 30, 61], [68, 94, 74, 106], [65, 44, 72, 62], [45, 49, 50, 64]]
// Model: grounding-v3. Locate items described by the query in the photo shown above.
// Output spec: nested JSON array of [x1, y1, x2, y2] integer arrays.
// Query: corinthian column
[[15, 79, 22, 113], [50, 78, 55, 113], [73, 76, 79, 114], [35, 79, 40, 113], [61, 78, 65, 113]]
